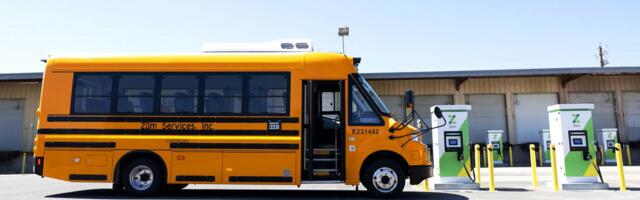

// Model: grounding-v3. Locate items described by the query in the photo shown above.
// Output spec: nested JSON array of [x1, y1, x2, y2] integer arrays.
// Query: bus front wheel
[[362, 159, 406, 198], [122, 158, 163, 196]]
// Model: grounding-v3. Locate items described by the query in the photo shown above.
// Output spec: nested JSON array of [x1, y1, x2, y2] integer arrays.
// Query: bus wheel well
[[359, 150, 409, 181], [114, 150, 167, 187]]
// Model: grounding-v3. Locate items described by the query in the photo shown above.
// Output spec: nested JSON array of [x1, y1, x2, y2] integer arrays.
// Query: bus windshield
[[355, 74, 391, 116]]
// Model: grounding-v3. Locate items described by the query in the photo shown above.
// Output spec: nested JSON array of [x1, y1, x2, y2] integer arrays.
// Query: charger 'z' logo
[[572, 113, 580, 123], [448, 114, 456, 124], [571, 113, 581, 127]]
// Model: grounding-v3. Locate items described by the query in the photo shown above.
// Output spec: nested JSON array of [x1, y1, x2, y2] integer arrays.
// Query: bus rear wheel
[[362, 159, 405, 198], [122, 158, 163, 196]]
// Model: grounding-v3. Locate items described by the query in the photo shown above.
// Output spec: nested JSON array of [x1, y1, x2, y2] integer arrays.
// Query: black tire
[[362, 159, 406, 198], [165, 184, 188, 193], [122, 158, 164, 196]]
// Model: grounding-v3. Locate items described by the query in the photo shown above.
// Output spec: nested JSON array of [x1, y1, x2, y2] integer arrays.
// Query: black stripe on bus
[[170, 143, 299, 150], [69, 174, 108, 181], [47, 116, 299, 123], [228, 176, 293, 183], [176, 175, 215, 182], [37, 129, 299, 136], [45, 142, 116, 148]]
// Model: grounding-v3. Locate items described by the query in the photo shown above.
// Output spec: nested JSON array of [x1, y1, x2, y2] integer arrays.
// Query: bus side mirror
[[434, 107, 444, 119], [404, 90, 414, 109]]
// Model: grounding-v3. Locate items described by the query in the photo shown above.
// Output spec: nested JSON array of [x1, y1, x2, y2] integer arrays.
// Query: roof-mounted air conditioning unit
[[202, 39, 313, 53]]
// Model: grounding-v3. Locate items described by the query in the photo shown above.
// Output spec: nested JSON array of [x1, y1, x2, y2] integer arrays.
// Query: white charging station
[[598, 128, 618, 164], [486, 130, 504, 165], [539, 129, 551, 165], [431, 105, 479, 190], [547, 104, 609, 190]]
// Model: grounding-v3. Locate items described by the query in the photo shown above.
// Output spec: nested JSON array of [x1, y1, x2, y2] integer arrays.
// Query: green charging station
[[431, 105, 479, 190], [539, 129, 551, 165], [547, 104, 609, 190], [599, 128, 618, 164], [486, 130, 504, 165]]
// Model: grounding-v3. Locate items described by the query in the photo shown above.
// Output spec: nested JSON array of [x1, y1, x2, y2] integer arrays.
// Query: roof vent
[[202, 39, 313, 53]]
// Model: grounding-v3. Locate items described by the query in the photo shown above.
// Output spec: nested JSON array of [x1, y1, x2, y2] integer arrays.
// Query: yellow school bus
[[34, 42, 432, 198]]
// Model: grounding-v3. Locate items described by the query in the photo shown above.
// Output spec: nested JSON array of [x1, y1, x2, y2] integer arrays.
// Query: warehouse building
[[365, 67, 640, 165], [0, 73, 41, 173], [1, 67, 639, 172]]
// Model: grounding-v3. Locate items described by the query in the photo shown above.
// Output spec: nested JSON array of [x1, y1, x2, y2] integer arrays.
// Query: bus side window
[[204, 74, 243, 114], [72, 74, 113, 114], [116, 75, 156, 114], [160, 75, 198, 114], [349, 84, 382, 125]]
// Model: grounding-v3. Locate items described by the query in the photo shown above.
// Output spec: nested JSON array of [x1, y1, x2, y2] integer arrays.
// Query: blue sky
[[1, 0, 638, 73]]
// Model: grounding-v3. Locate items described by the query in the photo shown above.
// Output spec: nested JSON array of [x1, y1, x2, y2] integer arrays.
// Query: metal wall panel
[[0, 100, 24, 151], [623, 92, 640, 141], [0, 82, 41, 152], [415, 95, 454, 144], [568, 92, 617, 131], [513, 93, 558, 144], [466, 94, 508, 143], [380, 96, 405, 120]]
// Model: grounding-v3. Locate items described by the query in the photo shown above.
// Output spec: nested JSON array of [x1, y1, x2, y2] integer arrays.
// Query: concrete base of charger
[[434, 183, 480, 190], [561, 183, 609, 190]]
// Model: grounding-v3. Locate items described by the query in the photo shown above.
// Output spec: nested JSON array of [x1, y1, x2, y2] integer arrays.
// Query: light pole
[[338, 26, 349, 54]]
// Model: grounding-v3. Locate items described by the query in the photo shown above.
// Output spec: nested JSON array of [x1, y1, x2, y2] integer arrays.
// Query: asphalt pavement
[[1, 166, 638, 199]]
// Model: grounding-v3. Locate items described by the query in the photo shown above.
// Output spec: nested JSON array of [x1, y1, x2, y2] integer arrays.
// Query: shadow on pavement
[[479, 187, 530, 192], [46, 189, 469, 199]]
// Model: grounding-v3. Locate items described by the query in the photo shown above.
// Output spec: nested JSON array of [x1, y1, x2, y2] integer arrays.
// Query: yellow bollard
[[508, 145, 513, 167], [423, 178, 429, 191], [615, 143, 627, 192], [488, 145, 496, 192], [474, 144, 481, 185], [483, 146, 487, 167], [550, 144, 559, 192], [529, 144, 538, 187], [538, 146, 543, 167], [21, 152, 27, 174], [625, 144, 632, 166], [599, 146, 605, 166]]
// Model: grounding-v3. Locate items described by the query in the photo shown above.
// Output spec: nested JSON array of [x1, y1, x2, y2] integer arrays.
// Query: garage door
[[0, 100, 24, 151], [467, 95, 508, 143], [415, 95, 454, 144], [623, 92, 640, 141], [380, 96, 405, 120], [568, 92, 617, 132], [514, 93, 558, 144]]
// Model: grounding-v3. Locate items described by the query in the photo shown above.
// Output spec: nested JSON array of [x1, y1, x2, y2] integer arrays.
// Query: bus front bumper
[[409, 165, 432, 185]]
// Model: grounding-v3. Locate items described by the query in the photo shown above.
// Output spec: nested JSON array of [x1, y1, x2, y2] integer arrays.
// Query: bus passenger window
[[247, 74, 288, 115], [204, 75, 243, 114], [117, 75, 155, 113], [72, 74, 113, 114], [160, 75, 198, 114], [349, 85, 382, 124]]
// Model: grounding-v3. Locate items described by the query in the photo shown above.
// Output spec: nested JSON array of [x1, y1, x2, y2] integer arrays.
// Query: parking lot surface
[[1, 166, 638, 199]]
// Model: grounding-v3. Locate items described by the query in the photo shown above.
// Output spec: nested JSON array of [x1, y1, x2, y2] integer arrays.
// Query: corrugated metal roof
[[2, 66, 640, 81], [362, 66, 640, 80], [0, 72, 43, 82]]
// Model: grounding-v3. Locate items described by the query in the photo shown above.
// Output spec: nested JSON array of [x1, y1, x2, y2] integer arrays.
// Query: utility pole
[[597, 43, 609, 68]]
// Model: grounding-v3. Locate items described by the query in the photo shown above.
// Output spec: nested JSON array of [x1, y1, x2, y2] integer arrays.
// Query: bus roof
[[45, 52, 359, 73]]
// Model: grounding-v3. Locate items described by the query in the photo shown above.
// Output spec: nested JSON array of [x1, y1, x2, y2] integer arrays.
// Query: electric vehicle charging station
[[431, 105, 479, 190], [599, 128, 618, 165], [539, 129, 551, 165], [486, 130, 504, 165], [547, 104, 609, 190]]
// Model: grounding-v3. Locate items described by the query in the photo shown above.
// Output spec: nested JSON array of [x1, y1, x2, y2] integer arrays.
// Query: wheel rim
[[372, 167, 398, 193], [129, 165, 154, 191]]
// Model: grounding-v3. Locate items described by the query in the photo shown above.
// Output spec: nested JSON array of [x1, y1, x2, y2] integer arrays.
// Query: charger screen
[[572, 138, 583, 145], [448, 139, 459, 146]]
